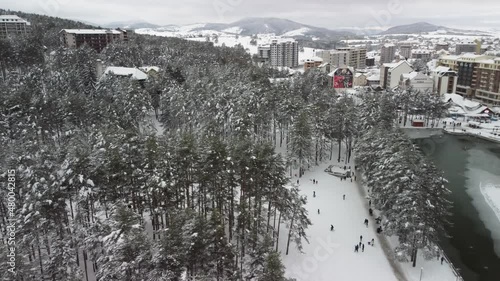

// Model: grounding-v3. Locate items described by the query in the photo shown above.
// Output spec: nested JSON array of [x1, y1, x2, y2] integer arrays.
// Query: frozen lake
[[415, 134, 500, 281]]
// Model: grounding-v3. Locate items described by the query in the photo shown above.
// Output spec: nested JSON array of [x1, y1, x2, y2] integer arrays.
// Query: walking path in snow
[[279, 160, 401, 281], [279, 158, 459, 281]]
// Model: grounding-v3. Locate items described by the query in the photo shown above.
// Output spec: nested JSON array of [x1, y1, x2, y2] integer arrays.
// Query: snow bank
[[480, 184, 500, 227]]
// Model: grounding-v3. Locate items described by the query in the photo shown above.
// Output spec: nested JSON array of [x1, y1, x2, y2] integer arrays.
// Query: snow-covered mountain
[[138, 17, 354, 39], [103, 20, 160, 29], [379, 22, 490, 36]]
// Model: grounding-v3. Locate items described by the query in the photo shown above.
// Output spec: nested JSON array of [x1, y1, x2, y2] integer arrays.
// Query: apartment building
[[411, 50, 433, 62], [257, 39, 299, 68], [435, 43, 449, 51], [399, 72, 434, 93], [439, 54, 500, 105], [380, 60, 413, 89], [380, 44, 396, 64], [475, 58, 500, 106], [455, 42, 478, 55], [399, 45, 412, 59], [304, 57, 323, 71], [336, 47, 367, 69], [431, 66, 458, 95], [60, 29, 128, 53], [0, 15, 30, 39], [316, 50, 349, 68]]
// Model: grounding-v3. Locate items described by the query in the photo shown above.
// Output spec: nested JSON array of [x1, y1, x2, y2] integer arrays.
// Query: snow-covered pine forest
[[0, 9, 451, 281]]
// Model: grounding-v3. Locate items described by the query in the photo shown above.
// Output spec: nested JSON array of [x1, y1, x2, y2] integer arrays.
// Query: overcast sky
[[2, 0, 500, 30]]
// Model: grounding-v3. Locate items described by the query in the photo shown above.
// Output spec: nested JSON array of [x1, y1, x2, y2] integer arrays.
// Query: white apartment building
[[380, 43, 396, 64], [256, 39, 299, 68], [0, 15, 30, 39], [380, 60, 413, 89], [400, 45, 412, 59], [316, 50, 349, 68], [400, 72, 434, 93], [337, 47, 367, 69], [431, 66, 458, 95]]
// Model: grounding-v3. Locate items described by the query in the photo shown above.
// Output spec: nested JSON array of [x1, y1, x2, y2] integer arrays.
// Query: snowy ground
[[399, 115, 500, 143], [481, 184, 500, 225], [135, 28, 322, 66], [277, 161, 400, 281], [276, 145, 459, 281]]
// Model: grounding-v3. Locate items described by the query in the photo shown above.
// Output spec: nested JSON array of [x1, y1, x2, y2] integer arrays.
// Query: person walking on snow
[[441, 257, 445, 265], [343, 194, 346, 200], [313, 179, 315, 184], [362, 244, 365, 252], [364, 219, 369, 227], [313, 191, 316, 198], [318, 209, 320, 214], [355, 245, 359, 252], [297, 179, 299, 184], [330, 225, 334, 231], [360, 235, 363, 242]]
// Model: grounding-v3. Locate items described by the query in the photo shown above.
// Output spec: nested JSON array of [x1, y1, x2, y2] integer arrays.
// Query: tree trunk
[[275, 212, 282, 252], [337, 139, 342, 162], [286, 215, 295, 255]]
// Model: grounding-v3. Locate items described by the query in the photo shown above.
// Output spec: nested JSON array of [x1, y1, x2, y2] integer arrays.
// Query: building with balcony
[[399, 45, 412, 60], [431, 66, 458, 95], [0, 15, 30, 39], [438, 54, 500, 106], [380, 60, 413, 89], [336, 47, 367, 69], [380, 44, 396, 64], [257, 39, 299, 68], [60, 29, 128, 53], [304, 57, 324, 71], [316, 50, 349, 68]]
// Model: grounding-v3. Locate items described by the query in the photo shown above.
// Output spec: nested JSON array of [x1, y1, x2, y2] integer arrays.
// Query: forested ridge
[[0, 9, 451, 281]]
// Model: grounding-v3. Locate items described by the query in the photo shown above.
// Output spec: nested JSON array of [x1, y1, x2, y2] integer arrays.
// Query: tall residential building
[[438, 54, 500, 105], [431, 66, 458, 95], [476, 58, 500, 106], [60, 29, 128, 53], [411, 50, 433, 62], [0, 15, 31, 39], [399, 45, 412, 60], [258, 39, 299, 68], [380, 44, 396, 64], [336, 47, 367, 69], [316, 50, 349, 68], [455, 42, 478, 55]]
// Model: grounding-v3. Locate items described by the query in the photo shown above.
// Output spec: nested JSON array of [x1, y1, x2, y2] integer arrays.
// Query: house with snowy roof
[[399, 72, 434, 93], [380, 60, 413, 89], [443, 93, 492, 118]]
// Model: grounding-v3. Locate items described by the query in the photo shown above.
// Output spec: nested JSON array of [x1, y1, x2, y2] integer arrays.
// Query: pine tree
[[260, 252, 287, 281]]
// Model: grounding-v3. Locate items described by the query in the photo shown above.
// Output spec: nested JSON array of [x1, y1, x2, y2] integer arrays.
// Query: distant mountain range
[[102, 20, 161, 29], [97, 18, 491, 38], [380, 22, 490, 36], [135, 17, 354, 39]]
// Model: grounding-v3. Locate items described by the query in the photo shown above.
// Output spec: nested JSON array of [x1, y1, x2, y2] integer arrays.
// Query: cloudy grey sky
[[1, 0, 500, 30]]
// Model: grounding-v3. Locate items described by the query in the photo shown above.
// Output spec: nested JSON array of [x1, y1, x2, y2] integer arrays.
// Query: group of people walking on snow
[[355, 236, 375, 253]]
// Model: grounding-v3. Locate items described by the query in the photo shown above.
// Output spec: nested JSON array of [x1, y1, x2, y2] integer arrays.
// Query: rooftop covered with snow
[[103, 66, 148, 80], [61, 29, 124, 35]]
